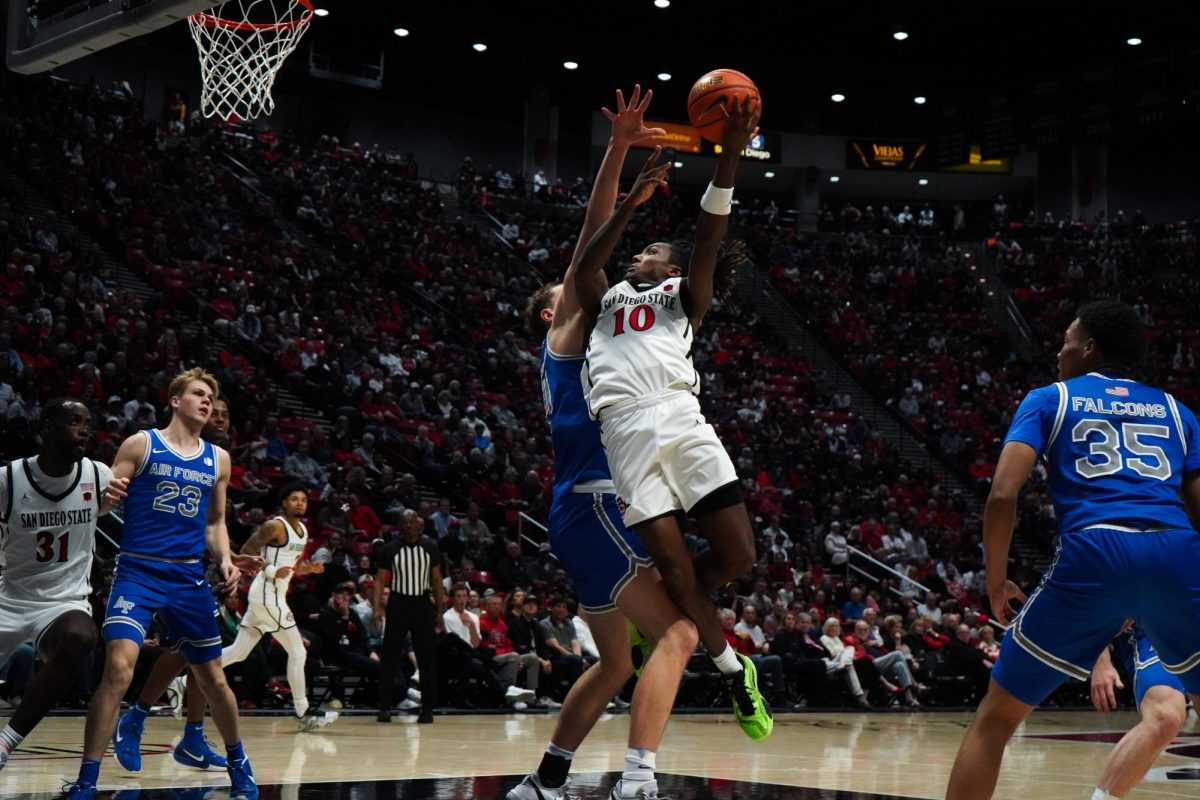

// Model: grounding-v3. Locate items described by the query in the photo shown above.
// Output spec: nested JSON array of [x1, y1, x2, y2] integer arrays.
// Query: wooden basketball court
[[5, 710, 1200, 798]]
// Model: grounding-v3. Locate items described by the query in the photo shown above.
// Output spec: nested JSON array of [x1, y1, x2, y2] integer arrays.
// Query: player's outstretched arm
[[983, 441, 1036, 625], [559, 85, 666, 320], [571, 146, 670, 316], [238, 518, 285, 557], [572, 84, 664, 262], [683, 96, 759, 323]]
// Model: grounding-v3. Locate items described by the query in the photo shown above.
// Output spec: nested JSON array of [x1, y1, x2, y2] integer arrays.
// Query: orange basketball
[[687, 68, 761, 143]]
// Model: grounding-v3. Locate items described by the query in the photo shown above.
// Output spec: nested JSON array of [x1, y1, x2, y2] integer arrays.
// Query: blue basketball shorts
[[1113, 628, 1185, 708], [549, 489, 652, 613], [993, 527, 1200, 706], [102, 554, 223, 664]]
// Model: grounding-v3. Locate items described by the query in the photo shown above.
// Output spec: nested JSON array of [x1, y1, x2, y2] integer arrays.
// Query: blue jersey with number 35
[[121, 429, 217, 559], [1005, 371, 1200, 533]]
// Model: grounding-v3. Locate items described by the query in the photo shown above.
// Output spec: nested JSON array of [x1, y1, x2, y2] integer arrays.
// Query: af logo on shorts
[[114, 596, 136, 614], [615, 496, 628, 516]]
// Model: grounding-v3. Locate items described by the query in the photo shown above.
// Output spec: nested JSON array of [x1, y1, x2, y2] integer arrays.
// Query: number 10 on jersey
[[613, 304, 656, 336]]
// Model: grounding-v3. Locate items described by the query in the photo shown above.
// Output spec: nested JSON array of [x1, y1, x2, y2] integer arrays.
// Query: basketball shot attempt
[[571, 84, 773, 742], [0, 399, 125, 772]]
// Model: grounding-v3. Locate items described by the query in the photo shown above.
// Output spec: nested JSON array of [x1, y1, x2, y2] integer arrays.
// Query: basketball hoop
[[188, 0, 313, 121]]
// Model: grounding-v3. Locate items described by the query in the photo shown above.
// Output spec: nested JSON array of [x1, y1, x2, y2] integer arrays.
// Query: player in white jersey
[[221, 482, 336, 731], [0, 398, 125, 770], [574, 97, 775, 740]]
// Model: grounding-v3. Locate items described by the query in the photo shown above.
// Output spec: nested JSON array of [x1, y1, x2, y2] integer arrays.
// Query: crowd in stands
[[0, 73, 1128, 714]]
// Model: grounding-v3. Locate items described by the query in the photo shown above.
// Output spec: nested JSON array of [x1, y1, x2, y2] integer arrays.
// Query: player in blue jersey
[[947, 301, 1200, 800], [508, 86, 701, 800], [1089, 622, 1197, 799], [65, 368, 263, 800]]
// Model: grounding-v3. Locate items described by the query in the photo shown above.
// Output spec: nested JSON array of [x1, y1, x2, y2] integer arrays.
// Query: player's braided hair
[[1075, 300, 1147, 371], [667, 238, 750, 301], [523, 282, 561, 336]]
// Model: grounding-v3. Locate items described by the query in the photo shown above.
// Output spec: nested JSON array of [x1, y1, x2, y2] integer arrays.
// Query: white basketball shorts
[[0, 592, 92, 661], [598, 389, 738, 527], [240, 601, 297, 633]]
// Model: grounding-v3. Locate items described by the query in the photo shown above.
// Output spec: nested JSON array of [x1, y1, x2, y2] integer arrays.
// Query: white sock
[[618, 747, 656, 796], [1092, 789, 1120, 800], [712, 643, 741, 674], [0, 725, 23, 755]]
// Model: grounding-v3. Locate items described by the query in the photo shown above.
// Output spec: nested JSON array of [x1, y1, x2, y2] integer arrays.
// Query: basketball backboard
[[7, 0, 213, 74]]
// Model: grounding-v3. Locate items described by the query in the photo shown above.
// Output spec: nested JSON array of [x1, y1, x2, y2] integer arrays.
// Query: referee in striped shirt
[[374, 508, 445, 723]]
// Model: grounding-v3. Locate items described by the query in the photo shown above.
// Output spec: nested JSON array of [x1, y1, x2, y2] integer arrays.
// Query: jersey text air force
[[1004, 371, 1200, 533], [121, 429, 218, 559], [583, 279, 698, 417]]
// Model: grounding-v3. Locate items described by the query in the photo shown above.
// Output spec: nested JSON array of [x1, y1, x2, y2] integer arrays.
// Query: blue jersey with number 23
[[120, 428, 217, 559]]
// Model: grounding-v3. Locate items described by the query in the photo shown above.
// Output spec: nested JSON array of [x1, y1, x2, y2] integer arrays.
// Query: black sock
[[537, 743, 574, 788]]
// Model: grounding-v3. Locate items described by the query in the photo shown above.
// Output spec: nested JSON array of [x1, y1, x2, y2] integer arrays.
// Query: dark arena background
[[2, 1, 1200, 798]]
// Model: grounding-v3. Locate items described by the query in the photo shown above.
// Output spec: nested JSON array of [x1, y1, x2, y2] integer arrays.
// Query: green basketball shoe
[[722, 652, 773, 740]]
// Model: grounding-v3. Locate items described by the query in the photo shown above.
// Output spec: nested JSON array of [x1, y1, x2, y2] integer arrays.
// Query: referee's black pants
[[379, 593, 437, 714]]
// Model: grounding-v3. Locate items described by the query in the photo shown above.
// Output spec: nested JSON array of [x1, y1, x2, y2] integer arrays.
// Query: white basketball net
[[188, 0, 313, 121]]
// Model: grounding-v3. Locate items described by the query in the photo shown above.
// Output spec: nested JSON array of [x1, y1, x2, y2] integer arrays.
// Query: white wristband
[[700, 182, 733, 215], [265, 565, 278, 580]]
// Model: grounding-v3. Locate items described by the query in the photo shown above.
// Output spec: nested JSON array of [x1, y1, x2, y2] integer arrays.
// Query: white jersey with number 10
[[583, 278, 698, 417]]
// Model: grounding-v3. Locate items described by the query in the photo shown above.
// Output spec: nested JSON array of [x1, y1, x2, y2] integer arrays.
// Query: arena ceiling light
[[673, 161, 683, 168], [1127, 36, 1143, 46], [893, 30, 909, 41], [829, 175, 840, 183], [764, 171, 776, 178], [563, 61, 578, 70], [657, 72, 672, 81], [831, 93, 846, 103], [393, 27, 409, 37], [918, 178, 929, 186], [472, 43, 488, 52], [913, 95, 927, 105], [312, 7, 329, 16], [654, 0, 670, 7]]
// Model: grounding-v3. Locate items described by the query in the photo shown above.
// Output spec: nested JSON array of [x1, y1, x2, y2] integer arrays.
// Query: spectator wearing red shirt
[[347, 493, 381, 540], [858, 515, 884, 552], [479, 594, 546, 705]]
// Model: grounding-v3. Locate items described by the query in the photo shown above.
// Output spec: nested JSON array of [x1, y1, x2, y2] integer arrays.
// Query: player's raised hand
[[603, 84, 666, 148], [101, 477, 130, 514], [988, 579, 1027, 627], [625, 146, 670, 207], [718, 94, 761, 155], [1090, 657, 1124, 713]]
